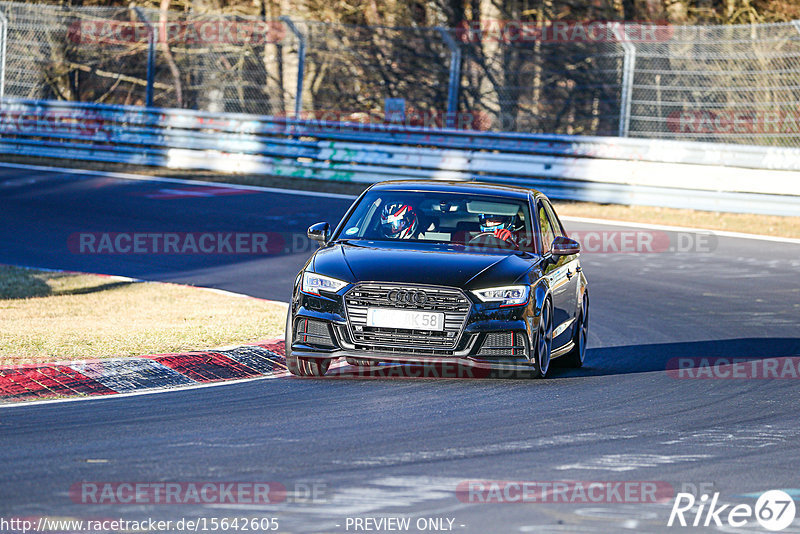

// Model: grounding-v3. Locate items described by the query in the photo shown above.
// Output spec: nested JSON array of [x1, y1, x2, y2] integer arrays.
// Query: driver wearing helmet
[[380, 202, 419, 239], [477, 213, 518, 247]]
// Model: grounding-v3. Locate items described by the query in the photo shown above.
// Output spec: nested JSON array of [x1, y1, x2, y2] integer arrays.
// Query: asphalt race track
[[1, 164, 800, 533]]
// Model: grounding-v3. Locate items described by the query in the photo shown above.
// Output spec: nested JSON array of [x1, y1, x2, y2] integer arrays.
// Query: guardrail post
[[0, 9, 7, 100], [614, 23, 636, 137], [437, 27, 462, 129], [280, 16, 306, 118], [133, 7, 155, 107]]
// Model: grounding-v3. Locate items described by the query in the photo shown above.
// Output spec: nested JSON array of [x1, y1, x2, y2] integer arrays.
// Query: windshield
[[334, 190, 535, 252]]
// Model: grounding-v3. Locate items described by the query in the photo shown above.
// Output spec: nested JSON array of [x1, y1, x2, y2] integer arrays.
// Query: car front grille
[[344, 283, 471, 351]]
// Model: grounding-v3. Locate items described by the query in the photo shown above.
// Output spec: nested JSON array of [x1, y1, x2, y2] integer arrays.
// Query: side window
[[537, 201, 556, 254], [543, 200, 566, 237]]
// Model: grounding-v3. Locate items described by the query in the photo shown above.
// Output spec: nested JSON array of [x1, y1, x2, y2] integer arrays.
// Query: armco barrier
[[1, 98, 799, 216]]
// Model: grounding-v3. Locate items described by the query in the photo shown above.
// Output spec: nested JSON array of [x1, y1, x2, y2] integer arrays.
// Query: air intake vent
[[295, 318, 334, 348], [479, 332, 527, 357]]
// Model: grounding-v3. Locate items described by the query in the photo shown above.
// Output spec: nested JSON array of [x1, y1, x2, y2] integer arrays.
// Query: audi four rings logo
[[388, 289, 428, 305]]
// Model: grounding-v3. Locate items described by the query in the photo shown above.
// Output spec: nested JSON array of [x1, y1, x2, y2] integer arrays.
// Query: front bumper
[[290, 287, 537, 370]]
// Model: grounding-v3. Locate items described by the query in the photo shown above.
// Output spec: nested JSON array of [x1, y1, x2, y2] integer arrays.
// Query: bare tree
[[159, 0, 184, 106]]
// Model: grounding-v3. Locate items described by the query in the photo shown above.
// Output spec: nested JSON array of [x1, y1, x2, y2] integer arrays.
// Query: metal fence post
[[133, 7, 155, 107], [437, 27, 461, 129], [619, 42, 636, 137], [280, 16, 306, 118], [613, 23, 636, 138], [0, 10, 7, 101]]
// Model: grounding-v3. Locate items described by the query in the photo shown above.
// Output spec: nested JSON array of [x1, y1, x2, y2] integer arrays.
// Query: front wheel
[[284, 310, 332, 377], [346, 358, 376, 367], [560, 292, 588, 368], [299, 357, 331, 376], [284, 310, 302, 375], [532, 299, 553, 379]]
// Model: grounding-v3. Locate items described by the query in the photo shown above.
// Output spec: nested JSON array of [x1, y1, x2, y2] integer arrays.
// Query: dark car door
[[536, 197, 579, 349]]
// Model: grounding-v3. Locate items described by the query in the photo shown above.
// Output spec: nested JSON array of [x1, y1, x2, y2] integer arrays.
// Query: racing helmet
[[380, 202, 418, 239], [479, 213, 513, 233]]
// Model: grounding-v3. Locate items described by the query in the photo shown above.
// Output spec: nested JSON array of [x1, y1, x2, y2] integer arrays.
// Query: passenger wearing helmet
[[380, 202, 419, 239], [477, 213, 518, 247]]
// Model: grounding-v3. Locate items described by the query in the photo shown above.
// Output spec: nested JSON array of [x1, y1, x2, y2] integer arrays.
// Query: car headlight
[[302, 272, 348, 295], [472, 285, 530, 307]]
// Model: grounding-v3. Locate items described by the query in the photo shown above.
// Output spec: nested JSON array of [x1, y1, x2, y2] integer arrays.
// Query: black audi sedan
[[285, 180, 588, 378]]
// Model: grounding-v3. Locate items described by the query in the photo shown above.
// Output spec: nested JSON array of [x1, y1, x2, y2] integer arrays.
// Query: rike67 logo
[[668, 490, 796, 531]]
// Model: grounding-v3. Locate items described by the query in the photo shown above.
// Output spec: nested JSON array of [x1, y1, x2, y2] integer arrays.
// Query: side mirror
[[552, 236, 580, 256], [307, 222, 330, 243]]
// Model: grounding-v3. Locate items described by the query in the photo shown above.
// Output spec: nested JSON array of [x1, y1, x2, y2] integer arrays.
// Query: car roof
[[367, 180, 543, 201]]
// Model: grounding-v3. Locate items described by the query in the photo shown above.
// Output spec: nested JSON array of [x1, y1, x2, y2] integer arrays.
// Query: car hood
[[311, 242, 534, 289]]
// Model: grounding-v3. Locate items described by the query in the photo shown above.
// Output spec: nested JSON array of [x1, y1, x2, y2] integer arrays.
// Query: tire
[[299, 357, 331, 376], [560, 292, 589, 368], [532, 298, 553, 379], [346, 358, 376, 366], [284, 310, 332, 377], [284, 310, 303, 376]]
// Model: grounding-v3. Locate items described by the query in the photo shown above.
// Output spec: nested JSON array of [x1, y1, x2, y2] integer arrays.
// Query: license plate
[[366, 308, 445, 331]]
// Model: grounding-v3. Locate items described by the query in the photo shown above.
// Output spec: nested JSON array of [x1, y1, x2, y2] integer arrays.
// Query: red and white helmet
[[380, 202, 418, 239]]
